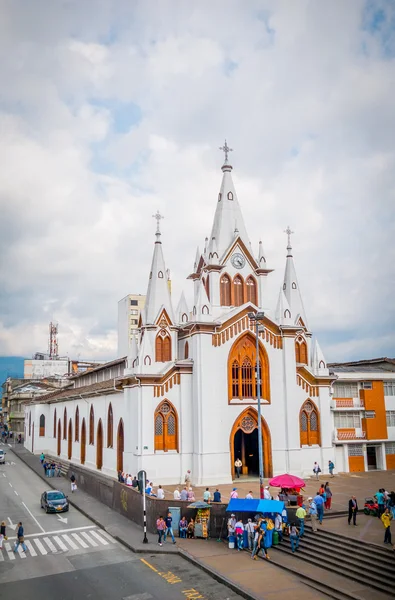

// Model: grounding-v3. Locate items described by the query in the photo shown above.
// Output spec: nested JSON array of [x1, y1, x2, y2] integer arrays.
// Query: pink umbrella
[[269, 474, 306, 488]]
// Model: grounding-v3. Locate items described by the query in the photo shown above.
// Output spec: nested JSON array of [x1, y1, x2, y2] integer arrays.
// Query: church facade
[[24, 150, 337, 484]]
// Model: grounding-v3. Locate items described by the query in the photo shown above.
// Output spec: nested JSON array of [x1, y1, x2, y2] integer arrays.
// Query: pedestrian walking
[[328, 460, 335, 477], [389, 491, 395, 519], [70, 473, 77, 493], [314, 491, 325, 524], [288, 522, 300, 553], [381, 508, 393, 545], [245, 518, 255, 549], [252, 518, 270, 560], [313, 462, 321, 480], [234, 458, 242, 478], [274, 513, 283, 541], [156, 515, 166, 546], [324, 482, 333, 509], [13, 522, 27, 553], [235, 519, 244, 550], [376, 488, 385, 518], [40, 453, 45, 464], [56, 463, 62, 477], [164, 511, 176, 544], [0, 521, 6, 549], [348, 496, 358, 526], [184, 469, 191, 490], [227, 514, 236, 538], [296, 504, 306, 537], [308, 497, 318, 532]]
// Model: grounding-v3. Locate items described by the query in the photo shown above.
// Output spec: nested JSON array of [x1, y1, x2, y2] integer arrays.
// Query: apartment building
[[330, 358, 395, 472], [117, 294, 146, 358]]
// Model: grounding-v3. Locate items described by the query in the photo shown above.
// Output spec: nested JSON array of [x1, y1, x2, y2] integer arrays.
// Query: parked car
[[40, 490, 69, 513], [0, 450, 6, 464]]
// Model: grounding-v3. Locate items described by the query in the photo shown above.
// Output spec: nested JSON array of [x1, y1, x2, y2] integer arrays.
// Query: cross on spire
[[153, 211, 164, 237], [284, 226, 294, 253], [219, 139, 233, 164]]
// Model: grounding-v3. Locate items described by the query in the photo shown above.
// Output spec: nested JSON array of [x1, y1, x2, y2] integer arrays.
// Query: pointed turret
[[126, 334, 139, 372], [282, 226, 308, 328], [208, 141, 251, 259], [312, 339, 329, 376], [193, 246, 201, 271], [175, 291, 189, 324], [142, 212, 174, 325], [275, 287, 293, 326], [258, 241, 267, 268], [207, 236, 219, 265], [192, 279, 212, 322]]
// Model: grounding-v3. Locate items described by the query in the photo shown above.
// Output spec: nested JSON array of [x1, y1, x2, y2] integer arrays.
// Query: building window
[[332, 383, 359, 398], [385, 443, 395, 454], [184, 341, 189, 359], [130, 300, 138, 306], [75, 406, 79, 441], [63, 408, 67, 440], [292, 282, 297, 289], [89, 405, 94, 445], [299, 400, 320, 446], [365, 411, 376, 419], [220, 274, 231, 306], [130, 310, 138, 315], [205, 275, 210, 300], [228, 332, 270, 402], [107, 403, 113, 448], [295, 338, 308, 364], [233, 275, 244, 307], [155, 332, 171, 362], [154, 400, 179, 452], [334, 412, 361, 428], [386, 411, 395, 427], [39, 414, 45, 437], [227, 191, 233, 200], [158, 271, 164, 278], [384, 382, 395, 396], [362, 381, 373, 389], [246, 276, 257, 305], [349, 444, 364, 456], [131, 319, 138, 325], [53, 409, 57, 437]]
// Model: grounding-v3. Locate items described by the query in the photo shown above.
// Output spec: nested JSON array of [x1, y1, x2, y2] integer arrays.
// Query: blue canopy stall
[[226, 499, 285, 549]]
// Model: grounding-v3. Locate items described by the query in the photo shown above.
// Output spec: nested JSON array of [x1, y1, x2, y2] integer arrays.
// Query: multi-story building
[[117, 294, 146, 357], [329, 358, 395, 472]]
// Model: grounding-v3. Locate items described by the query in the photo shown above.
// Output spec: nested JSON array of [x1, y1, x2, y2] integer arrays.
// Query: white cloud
[[0, 0, 394, 362]]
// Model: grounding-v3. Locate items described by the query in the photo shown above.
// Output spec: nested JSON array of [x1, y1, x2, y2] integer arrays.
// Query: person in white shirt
[[173, 488, 181, 500], [246, 491, 254, 499], [126, 475, 132, 486], [245, 518, 255, 549], [274, 514, 283, 541], [203, 488, 211, 503], [157, 485, 165, 500], [264, 486, 271, 500]]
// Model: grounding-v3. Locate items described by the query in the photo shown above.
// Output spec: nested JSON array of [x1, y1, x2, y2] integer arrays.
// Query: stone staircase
[[272, 526, 395, 599]]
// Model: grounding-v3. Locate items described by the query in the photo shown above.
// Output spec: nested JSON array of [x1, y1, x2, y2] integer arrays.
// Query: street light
[[248, 311, 265, 500]]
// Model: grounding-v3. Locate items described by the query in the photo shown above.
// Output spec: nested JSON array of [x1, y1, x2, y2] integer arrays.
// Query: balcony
[[334, 428, 366, 442], [331, 398, 365, 410]]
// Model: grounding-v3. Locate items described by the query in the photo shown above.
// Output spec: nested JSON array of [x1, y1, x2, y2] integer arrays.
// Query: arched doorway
[[230, 407, 272, 478], [117, 419, 124, 472], [57, 420, 61, 456], [96, 419, 103, 470], [81, 419, 86, 465], [68, 419, 72, 460]]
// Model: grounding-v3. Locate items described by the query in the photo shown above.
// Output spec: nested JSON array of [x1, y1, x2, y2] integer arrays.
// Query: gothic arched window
[[53, 408, 57, 437], [233, 275, 244, 307], [63, 408, 67, 440], [107, 403, 113, 448], [75, 406, 79, 441], [246, 276, 257, 306], [89, 405, 94, 445], [184, 341, 189, 359], [300, 400, 320, 446], [228, 332, 270, 402], [154, 400, 179, 452], [39, 414, 45, 437], [295, 338, 308, 365], [220, 274, 231, 306], [156, 332, 171, 362], [205, 275, 210, 300]]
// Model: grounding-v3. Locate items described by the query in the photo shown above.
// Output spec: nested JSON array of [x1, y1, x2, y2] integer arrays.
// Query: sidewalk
[[11, 444, 327, 600]]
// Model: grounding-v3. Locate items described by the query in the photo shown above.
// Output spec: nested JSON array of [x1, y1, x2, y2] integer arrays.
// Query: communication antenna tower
[[49, 322, 59, 359]]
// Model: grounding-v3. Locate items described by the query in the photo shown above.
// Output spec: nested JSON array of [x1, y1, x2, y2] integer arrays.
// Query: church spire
[[142, 212, 174, 325], [208, 141, 251, 259], [282, 226, 308, 327]]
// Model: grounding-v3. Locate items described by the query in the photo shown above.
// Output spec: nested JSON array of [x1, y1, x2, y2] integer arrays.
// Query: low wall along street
[[60, 459, 228, 536]]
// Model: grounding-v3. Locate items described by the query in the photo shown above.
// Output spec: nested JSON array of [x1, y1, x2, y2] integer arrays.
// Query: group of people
[[306, 484, 333, 531], [0, 521, 26, 553], [313, 461, 335, 479], [374, 488, 394, 546], [40, 454, 62, 478], [155, 511, 196, 545]]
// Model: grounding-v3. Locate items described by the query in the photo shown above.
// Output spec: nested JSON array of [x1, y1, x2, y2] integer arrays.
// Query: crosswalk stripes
[[0, 529, 116, 561]]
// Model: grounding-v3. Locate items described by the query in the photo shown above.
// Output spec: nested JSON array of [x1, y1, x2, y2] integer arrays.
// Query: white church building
[[25, 148, 335, 484]]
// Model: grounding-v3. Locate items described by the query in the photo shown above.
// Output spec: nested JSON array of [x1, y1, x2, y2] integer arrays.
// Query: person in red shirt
[[156, 515, 166, 546]]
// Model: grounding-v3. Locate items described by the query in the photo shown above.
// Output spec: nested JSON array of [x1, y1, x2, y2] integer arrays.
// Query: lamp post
[[248, 311, 265, 499]]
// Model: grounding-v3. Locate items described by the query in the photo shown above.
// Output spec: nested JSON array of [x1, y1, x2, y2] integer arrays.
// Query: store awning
[[226, 499, 284, 514]]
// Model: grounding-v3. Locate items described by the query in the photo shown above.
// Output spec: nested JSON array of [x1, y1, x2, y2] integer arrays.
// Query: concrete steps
[[272, 527, 394, 597]]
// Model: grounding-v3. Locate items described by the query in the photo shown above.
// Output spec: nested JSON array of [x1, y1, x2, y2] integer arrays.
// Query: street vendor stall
[[187, 501, 211, 538], [226, 499, 285, 548], [269, 474, 305, 506]]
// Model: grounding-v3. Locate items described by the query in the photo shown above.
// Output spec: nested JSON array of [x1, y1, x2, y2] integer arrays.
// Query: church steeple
[[142, 211, 174, 325], [207, 141, 251, 259], [282, 226, 308, 327]]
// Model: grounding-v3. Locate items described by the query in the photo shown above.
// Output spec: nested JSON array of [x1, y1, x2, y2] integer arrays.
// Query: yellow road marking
[[140, 558, 158, 572]]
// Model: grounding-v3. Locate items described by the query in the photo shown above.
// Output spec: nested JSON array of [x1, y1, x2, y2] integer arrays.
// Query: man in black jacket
[[348, 496, 358, 526]]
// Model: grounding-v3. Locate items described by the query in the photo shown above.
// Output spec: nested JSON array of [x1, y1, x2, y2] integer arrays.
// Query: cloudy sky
[[0, 0, 394, 363]]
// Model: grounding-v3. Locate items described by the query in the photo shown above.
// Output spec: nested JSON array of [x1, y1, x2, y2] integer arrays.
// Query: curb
[[12, 446, 258, 600]]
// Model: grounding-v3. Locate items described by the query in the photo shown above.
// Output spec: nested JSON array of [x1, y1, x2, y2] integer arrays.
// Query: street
[[0, 443, 242, 599]]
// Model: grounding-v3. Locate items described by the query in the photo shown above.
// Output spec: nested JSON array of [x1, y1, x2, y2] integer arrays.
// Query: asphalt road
[[0, 443, 242, 600]]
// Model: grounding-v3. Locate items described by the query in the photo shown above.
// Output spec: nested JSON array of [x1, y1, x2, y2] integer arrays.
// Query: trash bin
[[265, 529, 273, 548], [228, 535, 236, 549], [272, 531, 279, 546]]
